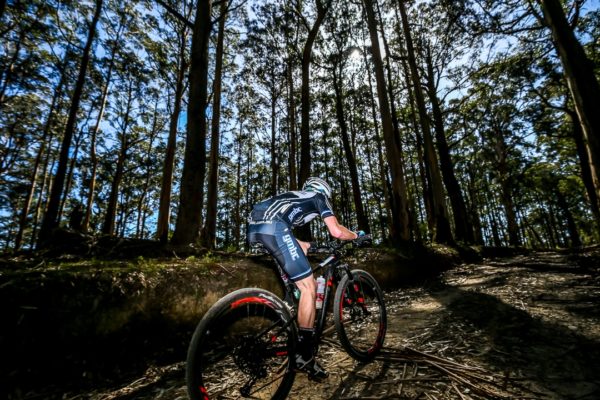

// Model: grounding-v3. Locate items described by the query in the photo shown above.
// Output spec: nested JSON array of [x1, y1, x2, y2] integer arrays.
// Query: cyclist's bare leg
[[297, 239, 311, 256], [295, 275, 316, 328], [293, 248, 328, 380]]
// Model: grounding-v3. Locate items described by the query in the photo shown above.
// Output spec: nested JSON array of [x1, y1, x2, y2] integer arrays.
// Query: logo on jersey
[[282, 234, 300, 260], [288, 207, 302, 222]]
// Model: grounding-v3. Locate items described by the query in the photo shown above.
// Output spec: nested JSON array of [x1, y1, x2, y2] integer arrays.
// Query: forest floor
[[36, 247, 600, 399]]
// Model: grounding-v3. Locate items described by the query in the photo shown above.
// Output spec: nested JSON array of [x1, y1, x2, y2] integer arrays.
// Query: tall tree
[[423, 46, 474, 243], [298, 0, 331, 187], [201, 0, 228, 249], [13, 49, 70, 250], [325, 3, 370, 232], [537, 0, 600, 230], [398, 0, 453, 244], [155, 0, 192, 243], [171, 0, 212, 245], [82, 2, 130, 233], [362, 0, 411, 242], [37, 0, 103, 246]]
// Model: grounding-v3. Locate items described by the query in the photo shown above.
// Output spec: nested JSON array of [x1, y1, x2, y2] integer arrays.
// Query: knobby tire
[[333, 269, 387, 361], [186, 288, 297, 400]]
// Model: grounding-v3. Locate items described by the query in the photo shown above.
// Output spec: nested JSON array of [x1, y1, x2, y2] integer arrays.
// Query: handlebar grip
[[354, 234, 372, 247]]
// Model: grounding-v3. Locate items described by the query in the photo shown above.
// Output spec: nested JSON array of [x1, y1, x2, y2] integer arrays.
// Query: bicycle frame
[[276, 241, 357, 342]]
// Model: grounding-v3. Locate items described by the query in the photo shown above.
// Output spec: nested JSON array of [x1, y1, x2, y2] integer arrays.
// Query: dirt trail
[[72, 248, 600, 399]]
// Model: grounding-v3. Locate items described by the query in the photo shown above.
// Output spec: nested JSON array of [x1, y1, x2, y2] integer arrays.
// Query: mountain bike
[[185, 235, 387, 400]]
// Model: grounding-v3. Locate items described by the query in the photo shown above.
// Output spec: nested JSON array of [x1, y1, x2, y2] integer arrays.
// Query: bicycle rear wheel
[[333, 269, 387, 361], [186, 288, 297, 400]]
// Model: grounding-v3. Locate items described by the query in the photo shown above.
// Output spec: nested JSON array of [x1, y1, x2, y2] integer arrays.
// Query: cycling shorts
[[248, 221, 313, 282]]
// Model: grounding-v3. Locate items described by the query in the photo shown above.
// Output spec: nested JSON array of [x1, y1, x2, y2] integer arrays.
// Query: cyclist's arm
[[323, 216, 359, 240]]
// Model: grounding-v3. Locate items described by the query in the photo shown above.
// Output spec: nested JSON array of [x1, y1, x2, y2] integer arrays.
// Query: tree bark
[[14, 54, 67, 250], [539, 0, 600, 227], [398, 0, 452, 244], [102, 81, 133, 235], [83, 16, 124, 233], [37, 0, 103, 247], [200, 0, 227, 249], [286, 62, 298, 190], [567, 109, 600, 234], [332, 65, 370, 232], [156, 28, 189, 243], [172, 0, 212, 245], [363, 0, 411, 242], [298, 0, 330, 187], [424, 47, 473, 243]]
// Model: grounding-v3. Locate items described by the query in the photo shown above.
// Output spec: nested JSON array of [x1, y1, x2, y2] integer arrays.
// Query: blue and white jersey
[[250, 191, 334, 227]]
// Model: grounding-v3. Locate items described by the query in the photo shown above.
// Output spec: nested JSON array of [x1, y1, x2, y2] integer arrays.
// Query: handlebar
[[308, 234, 372, 254]]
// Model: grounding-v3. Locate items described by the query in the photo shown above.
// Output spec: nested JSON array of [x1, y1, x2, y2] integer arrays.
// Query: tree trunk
[[37, 0, 103, 247], [172, 0, 212, 245], [398, 0, 452, 244], [363, 0, 411, 242], [567, 110, 600, 235], [493, 128, 520, 246], [539, 0, 600, 227], [233, 121, 243, 248], [200, 0, 227, 249], [298, 0, 330, 187], [397, 41, 430, 240], [286, 62, 298, 190], [556, 186, 581, 247], [362, 41, 392, 240], [14, 56, 67, 250], [58, 127, 84, 221], [332, 66, 370, 232], [424, 47, 474, 243], [82, 17, 123, 233], [156, 29, 189, 243], [102, 82, 133, 235], [137, 98, 160, 239], [270, 78, 278, 195]]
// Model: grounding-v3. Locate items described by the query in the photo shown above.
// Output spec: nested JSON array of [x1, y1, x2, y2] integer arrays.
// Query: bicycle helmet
[[302, 177, 332, 199]]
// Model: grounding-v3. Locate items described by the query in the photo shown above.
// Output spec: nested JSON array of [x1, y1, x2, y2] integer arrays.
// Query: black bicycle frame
[[275, 240, 358, 341]]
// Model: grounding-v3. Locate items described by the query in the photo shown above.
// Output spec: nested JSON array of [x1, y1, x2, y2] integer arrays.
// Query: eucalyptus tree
[[362, 0, 411, 243], [440, 0, 600, 236], [521, 51, 597, 244], [283, 1, 302, 190], [201, 0, 231, 249], [101, 51, 150, 235], [151, 0, 194, 243], [241, 1, 287, 196], [79, 0, 133, 234], [537, 0, 600, 217], [296, 0, 332, 187], [1, 0, 72, 249], [464, 57, 536, 246], [396, 0, 453, 244], [322, 1, 370, 233], [172, 0, 212, 246], [38, 0, 103, 247], [408, 1, 477, 243]]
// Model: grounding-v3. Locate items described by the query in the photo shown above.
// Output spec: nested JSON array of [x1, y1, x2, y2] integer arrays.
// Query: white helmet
[[302, 177, 332, 199]]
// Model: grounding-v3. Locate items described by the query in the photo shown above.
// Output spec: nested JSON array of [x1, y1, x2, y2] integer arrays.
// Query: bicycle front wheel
[[186, 288, 297, 400], [333, 269, 387, 361]]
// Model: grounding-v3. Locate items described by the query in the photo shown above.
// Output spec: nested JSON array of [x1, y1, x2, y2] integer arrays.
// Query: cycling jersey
[[249, 191, 334, 227], [248, 191, 335, 282]]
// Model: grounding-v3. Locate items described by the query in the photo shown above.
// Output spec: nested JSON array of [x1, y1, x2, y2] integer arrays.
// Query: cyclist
[[248, 177, 360, 380]]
